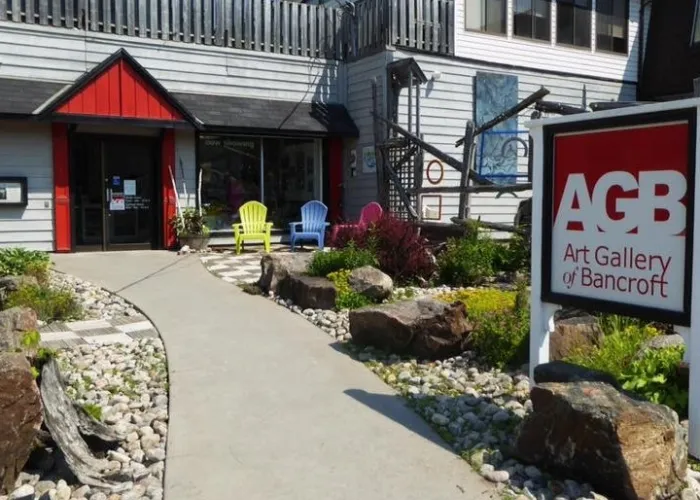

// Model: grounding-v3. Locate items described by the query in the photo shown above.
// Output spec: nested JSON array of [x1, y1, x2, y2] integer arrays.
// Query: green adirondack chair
[[233, 201, 273, 254]]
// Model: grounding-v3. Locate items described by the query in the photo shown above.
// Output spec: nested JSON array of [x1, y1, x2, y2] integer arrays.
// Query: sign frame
[[540, 108, 698, 326], [528, 98, 700, 458], [0, 176, 28, 207]]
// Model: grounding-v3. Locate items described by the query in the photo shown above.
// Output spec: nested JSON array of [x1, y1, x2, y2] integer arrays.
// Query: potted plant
[[170, 208, 211, 251]]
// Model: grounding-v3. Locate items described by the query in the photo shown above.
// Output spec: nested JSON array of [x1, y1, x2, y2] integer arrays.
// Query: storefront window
[[198, 135, 320, 232], [263, 138, 319, 227]]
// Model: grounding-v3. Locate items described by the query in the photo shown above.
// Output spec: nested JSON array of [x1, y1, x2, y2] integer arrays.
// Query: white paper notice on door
[[110, 193, 125, 211], [124, 179, 136, 196]]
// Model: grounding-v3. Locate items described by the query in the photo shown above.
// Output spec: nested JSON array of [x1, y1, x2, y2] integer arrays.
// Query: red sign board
[[541, 109, 697, 325]]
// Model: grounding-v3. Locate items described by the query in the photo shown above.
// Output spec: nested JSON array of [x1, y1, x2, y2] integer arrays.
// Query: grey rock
[[107, 450, 131, 464], [35, 481, 56, 495], [258, 253, 313, 294], [71, 485, 90, 498], [492, 410, 510, 423], [431, 413, 449, 426], [145, 448, 166, 462], [347, 266, 393, 301], [533, 361, 620, 389], [88, 494, 108, 500], [638, 334, 685, 356]]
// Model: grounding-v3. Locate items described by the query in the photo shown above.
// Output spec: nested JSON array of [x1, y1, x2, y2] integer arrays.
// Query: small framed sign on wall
[[0, 177, 28, 207]]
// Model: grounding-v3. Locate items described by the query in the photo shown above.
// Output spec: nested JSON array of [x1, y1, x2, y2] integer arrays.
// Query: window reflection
[[198, 135, 319, 231], [199, 136, 261, 231]]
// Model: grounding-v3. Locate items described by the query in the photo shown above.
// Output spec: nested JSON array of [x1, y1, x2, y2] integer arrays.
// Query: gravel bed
[[49, 271, 141, 320], [5, 271, 169, 500], [8, 339, 168, 500], [267, 289, 700, 500]]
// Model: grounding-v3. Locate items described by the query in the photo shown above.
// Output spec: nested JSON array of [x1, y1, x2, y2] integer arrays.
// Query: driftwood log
[[40, 359, 132, 493]]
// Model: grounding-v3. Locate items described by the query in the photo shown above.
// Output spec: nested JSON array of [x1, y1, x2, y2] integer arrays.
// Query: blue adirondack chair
[[289, 200, 330, 251]]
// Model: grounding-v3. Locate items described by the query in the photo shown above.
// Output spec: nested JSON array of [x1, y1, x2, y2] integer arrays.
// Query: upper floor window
[[557, 0, 592, 48], [596, 0, 628, 53], [513, 0, 552, 41], [693, 0, 700, 44], [466, 0, 507, 35]]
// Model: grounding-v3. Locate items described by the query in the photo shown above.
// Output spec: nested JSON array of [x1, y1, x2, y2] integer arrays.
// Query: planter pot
[[179, 234, 211, 251]]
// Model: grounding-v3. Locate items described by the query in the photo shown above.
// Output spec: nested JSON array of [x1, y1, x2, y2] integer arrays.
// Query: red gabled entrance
[[43, 49, 198, 252]]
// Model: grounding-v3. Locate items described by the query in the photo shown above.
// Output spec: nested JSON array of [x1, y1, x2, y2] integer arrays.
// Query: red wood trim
[[328, 138, 344, 222], [161, 130, 177, 249], [52, 124, 71, 252], [56, 58, 183, 122]]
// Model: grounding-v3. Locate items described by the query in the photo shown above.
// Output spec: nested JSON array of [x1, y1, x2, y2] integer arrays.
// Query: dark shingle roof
[[0, 78, 67, 115], [173, 92, 359, 137]]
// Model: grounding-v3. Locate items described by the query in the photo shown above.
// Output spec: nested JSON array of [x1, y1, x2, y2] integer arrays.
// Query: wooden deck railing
[[349, 0, 455, 59], [0, 0, 454, 60], [0, 0, 346, 59]]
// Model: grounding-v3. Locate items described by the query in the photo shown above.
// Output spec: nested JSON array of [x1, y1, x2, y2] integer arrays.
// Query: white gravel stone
[[8, 485, 34, 500], [49, 271, 139, 320]]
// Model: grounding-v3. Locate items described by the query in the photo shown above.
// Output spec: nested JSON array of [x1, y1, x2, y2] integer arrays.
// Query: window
[[693, 0, 700, 44], [466, 0, 507, 35], [198, 135, 321, 231], [513, 0, 551, 41], [557, 0, 592, 48], [596, 0, 627, 53]]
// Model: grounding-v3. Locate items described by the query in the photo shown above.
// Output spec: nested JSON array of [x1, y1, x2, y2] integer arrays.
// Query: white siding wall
[[344, 51, 391, 219], [0, 22, 341, 103], [392, 50, 636, 230], [455, 0, 640, 83], [0, 121, 54, 251]]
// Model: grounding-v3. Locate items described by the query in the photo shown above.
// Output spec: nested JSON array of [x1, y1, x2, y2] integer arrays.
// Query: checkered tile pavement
[[200, 246, 290, 285], [39, 315, 159, 349]]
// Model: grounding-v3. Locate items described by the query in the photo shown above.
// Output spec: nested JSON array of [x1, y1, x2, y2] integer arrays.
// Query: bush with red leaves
[[329, 214, 435, 284]]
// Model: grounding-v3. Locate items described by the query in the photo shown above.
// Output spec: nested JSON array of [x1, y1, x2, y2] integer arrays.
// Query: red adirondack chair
[[330, 202, 383, 243]]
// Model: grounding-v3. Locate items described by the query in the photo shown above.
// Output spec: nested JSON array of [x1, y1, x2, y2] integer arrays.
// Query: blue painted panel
[[474, 72, 519, 184]]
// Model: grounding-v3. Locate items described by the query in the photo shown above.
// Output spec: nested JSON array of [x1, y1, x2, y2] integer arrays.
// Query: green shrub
[[20, 330, 40, 349], [0, 248, 51, 280], [597, 314, 648, 337], [437, 288, 516, 318], [308, 243, 378, 277], [6, 284, 83, 322], [327, 269, 373, 310], [437, 233, 498, 287], [566, 324, 660, 379], [81, 403, 103, 422], [492, 232, 531, 274], [620, 346, 687, 417], [470, 305, 530, 369]]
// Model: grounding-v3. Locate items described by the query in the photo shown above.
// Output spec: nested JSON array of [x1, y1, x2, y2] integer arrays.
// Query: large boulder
[[534, 360, 621, 389], [258, 253, 313, 294], [0, 307, 38, 352], [278, 274, 337, 310], [0, 353, 42, 494], [516, 381, 687, 500], [349, 298, 472, 359], [348, 266, 393, 301], [550, 315, 603, 360]]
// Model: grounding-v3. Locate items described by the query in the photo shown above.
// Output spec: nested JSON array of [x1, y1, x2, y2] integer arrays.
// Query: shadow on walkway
[[344, 388, 454, 453]]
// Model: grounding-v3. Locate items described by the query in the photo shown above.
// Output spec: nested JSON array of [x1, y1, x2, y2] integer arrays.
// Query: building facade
[[0, 0, 640, 251]]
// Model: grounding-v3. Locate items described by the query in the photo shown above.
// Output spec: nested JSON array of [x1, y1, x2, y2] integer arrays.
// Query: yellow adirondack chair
[[233, 201, 273, 254]]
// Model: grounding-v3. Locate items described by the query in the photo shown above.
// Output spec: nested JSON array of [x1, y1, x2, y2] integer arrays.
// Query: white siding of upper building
[[455, 0, 640, 83], [0, 21, 341, 103], [391, 50, 636, 231], [0, 121, 54, 251], [344, 51, 391, 219]]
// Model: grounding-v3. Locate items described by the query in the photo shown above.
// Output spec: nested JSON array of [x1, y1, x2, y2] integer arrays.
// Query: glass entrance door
[[72, 134, 158, 251], [103, 138, 157, 250]]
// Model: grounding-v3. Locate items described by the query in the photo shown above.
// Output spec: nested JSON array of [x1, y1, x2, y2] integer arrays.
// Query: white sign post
[[528, 99, 700, 457]]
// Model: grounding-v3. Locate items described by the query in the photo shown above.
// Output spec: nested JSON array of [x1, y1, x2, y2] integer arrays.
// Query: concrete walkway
[[53, 252, 493, 500]]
